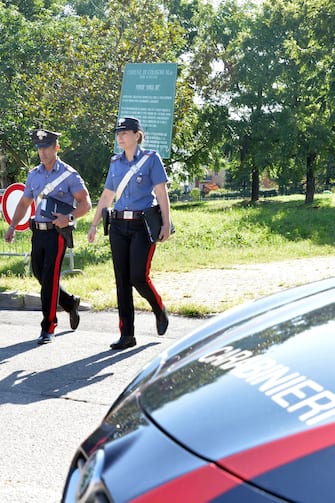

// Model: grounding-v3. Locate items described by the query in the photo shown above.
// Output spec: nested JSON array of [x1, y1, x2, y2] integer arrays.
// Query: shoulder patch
[[143, 149, 156, 156], [111, 153, 122, 163], [63, 162, 76, 173]]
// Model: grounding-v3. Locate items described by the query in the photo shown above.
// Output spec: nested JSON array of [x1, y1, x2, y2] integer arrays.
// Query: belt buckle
[[123, 211, 133, 220], [39, 223, 48, 230]]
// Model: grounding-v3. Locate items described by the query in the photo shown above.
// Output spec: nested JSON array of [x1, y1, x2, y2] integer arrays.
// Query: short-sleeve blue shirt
[[23, 157, 86, 222], [104, 147, 168, 211]]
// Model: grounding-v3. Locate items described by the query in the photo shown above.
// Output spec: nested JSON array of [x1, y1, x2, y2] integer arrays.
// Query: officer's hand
[[88, 225, 97, 243], [158, 223, 171, 243], [53, 212, 71, 228], [4, 226, 15, 243]]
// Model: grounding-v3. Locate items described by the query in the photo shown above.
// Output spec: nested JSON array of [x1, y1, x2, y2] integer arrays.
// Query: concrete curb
[[0, 291, 91, 311]]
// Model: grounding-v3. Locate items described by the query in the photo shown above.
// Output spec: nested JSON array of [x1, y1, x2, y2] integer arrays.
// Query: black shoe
[[69, 296, 80, 330], [110, 335, 137, 350], [37, 331, 55, 345], [156, 306, 169, 336]]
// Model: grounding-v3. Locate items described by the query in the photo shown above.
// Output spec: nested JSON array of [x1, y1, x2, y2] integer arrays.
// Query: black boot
[[156, 306, 169, 336], [69, 296, 80, 330], [110, 334, 137, 350], [37, 331, 55, 345]]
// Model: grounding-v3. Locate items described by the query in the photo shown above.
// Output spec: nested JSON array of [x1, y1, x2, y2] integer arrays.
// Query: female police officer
[[88, 117, 172, 350], [5, 129, 91, 345]]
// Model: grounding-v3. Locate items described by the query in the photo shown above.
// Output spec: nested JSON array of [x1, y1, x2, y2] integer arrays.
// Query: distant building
[[195, 167, 225, 193]]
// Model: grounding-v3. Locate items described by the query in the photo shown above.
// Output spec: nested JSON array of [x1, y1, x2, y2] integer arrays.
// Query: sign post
[[116, 63, 177, 159]]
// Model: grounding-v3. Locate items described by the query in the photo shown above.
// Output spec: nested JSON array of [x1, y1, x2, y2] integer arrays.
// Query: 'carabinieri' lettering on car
[[199, 345, 335, 426]]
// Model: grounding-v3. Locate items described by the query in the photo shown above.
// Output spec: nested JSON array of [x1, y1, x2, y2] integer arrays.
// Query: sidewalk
[[154, 256, 335, 312]]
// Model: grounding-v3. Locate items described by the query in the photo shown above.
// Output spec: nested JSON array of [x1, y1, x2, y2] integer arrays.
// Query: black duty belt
[[33, 221, 55, 230], [112, 210, 143, 220]]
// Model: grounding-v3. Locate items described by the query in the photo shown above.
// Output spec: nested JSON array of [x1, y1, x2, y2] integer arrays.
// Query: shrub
[[190, 187, 201, 200], [206, 189, 226, 199]]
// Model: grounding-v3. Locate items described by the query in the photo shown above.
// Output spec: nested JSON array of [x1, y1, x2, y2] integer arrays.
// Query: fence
[[0, 212, 31, 262]]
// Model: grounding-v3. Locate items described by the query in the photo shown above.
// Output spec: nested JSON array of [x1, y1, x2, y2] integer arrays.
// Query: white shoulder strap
[[115, 154, 149, 202], [36, 170, 72, 208]]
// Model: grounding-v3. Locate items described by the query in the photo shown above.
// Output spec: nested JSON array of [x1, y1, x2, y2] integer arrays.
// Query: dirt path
[[153, 256, 335, 314]]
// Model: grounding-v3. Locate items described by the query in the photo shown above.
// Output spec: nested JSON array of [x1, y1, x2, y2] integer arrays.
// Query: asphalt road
[[3, 256, 335, 501], [0, 306, 205, 502]]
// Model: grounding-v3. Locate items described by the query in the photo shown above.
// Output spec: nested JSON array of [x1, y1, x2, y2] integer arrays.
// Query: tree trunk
[[0, 152, 7, 187], [251, 166, 259, 202], [305, 153, 316, 204]]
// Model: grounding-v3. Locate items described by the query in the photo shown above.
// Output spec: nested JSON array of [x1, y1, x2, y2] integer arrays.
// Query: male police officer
[[5, 129, 92, 344]]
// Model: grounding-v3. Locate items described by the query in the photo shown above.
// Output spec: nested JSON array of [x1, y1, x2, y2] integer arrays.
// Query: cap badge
[[36, 130, 48, 140], [117, 118, 126, 126]]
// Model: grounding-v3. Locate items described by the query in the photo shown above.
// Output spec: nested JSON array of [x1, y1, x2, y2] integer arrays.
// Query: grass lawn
[[1, 193, 335, 314]]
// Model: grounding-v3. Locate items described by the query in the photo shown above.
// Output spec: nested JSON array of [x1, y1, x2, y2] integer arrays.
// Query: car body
[[62, 277, 335, 503]]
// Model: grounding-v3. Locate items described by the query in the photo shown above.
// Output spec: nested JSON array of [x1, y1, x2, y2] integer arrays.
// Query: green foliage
[[67, 0, 108, 18], [205, 188, 227, 198], [186, 0, 335, 202], [0, 0, 191, 197], [2, 0, 61, 20], [190, 187, 201, 200], [2, 0, 335, 203]]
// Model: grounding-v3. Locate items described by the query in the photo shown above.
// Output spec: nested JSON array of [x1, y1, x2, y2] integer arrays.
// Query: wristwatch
[[68, 214, 75, 223]]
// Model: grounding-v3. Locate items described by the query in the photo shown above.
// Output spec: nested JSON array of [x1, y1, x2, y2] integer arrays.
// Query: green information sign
[[116, 63, 177, 159]]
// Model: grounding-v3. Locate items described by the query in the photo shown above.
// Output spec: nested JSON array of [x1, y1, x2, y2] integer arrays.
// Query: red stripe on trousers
[[145, 242, 163, 310], [48, 233, 64, 333]]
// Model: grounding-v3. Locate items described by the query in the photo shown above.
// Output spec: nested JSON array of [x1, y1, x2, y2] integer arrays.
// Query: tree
[[67, 0, 108, 18], [182, 0, 277, 201], [0, 4, 38, 182], [167, 1, 233, 178], [207, 0, 284, 201], [0, 0, 192, 196], [262, 0, 335, 203], [186, 0, 335, 202], [2, 0, 68, 19]]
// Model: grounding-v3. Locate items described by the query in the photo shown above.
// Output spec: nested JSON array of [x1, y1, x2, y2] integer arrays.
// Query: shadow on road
[[0, 334, 160, 405]]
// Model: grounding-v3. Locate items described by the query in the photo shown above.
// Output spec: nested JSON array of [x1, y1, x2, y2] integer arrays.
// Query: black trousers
[[109, 219, 164, 338], [31, 228, 76, 333]]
